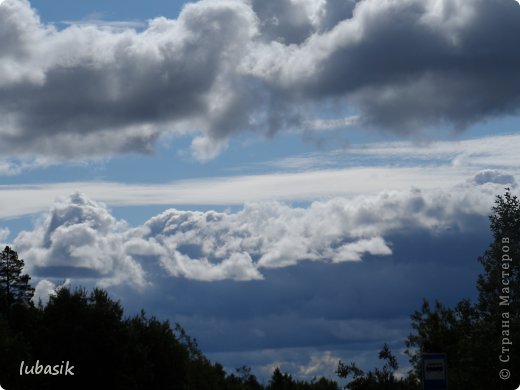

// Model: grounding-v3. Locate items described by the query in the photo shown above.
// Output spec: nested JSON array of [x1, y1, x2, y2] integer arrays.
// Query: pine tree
[[0, 246, 35, 312]]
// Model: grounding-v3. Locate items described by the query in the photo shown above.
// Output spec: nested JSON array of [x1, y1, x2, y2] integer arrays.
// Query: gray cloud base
[[1, 0, 520, 161]]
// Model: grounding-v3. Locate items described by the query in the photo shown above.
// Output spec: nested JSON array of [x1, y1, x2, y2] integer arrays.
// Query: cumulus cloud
[[14, 193, 146, 288], [10, 175, 513, 285], [133, 199, 395, 275], [1, 0, 519, 163]]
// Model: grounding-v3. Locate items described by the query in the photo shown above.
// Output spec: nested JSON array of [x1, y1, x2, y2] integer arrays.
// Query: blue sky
[[1, 0, 520, 383]]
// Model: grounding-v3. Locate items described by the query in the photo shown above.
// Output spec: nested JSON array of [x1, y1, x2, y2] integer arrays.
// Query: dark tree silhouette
[[226, 365, 264, 390], [268, 367, 298, 390], [405, 188, 520, 389], [478, 188, 520, 319], [267, 367, 339, 390], [0, 282, 341, 389], [475, 188, 520, 388], [405, 299, 479, 388], [0, 246, 35, 312], [337, 344, 419, 389]]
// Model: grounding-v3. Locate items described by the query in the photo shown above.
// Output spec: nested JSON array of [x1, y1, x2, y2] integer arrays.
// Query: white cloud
[[159, 250, 263, 281], [0, 166, 471, 218], [350, 134, 520, 169], [33, 279, 56, 305], [14, 193, 146, 288], [332, 237, 392, 263], [8, 175, 514, 285], [265, 133, 520, 171], [303, 116, 360, 132], [190, 136, 229, 162], [298, 351, 340, 378]]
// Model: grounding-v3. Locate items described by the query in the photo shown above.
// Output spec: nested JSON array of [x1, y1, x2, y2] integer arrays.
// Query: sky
[[1, 0, 520, 383]]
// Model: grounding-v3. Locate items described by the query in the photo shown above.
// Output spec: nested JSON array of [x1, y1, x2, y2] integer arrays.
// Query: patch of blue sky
[[0, 215, 37, 242], [465, 113, 520, 138], [29, 0, 185, 25], [0, 129, 320, 185]]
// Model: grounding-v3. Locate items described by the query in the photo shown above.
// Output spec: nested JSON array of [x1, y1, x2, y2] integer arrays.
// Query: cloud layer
[[1, 0, 520, 161], [8, 173, 513, 287], [2, 132, 519, 219]]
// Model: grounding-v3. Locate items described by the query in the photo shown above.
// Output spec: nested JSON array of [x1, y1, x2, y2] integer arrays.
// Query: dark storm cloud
[[244, 0, 520, 132], [319, 0, 357, 32], [251, 0, 314, 45], [349, 0, 520, 131], [1, 0, 520, 161], [473, 169, 517, 186], [0, 0, 258, 160]]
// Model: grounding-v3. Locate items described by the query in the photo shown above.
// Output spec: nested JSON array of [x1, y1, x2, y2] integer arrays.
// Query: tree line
[[0, 189, 518, 389]]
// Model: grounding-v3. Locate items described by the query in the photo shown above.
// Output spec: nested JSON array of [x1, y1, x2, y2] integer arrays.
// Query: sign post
[[422, 353, 448, 390]]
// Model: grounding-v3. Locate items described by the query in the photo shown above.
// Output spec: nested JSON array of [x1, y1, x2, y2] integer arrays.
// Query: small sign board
[[422, 353, 448, 390]]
